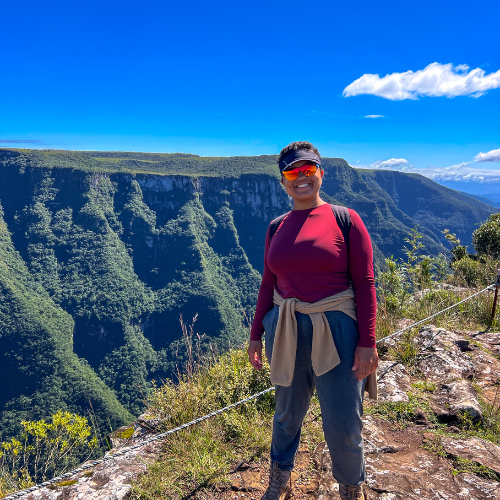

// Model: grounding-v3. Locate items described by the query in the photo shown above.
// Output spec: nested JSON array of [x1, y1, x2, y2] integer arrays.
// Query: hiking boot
[[339, 483, 366, 500], [260, 461, 292, 500]]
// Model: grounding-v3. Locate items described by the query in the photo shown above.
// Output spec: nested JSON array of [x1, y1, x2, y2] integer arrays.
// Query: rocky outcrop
[[376, 361, 411, 402], [22, 441, 160, 500], [16, 325, 500, 499], [444, 379, 483, 419], [441, 436, 500, 476]]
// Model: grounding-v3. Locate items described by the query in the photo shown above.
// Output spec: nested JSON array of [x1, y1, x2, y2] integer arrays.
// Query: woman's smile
[[281, 160, 324, 209]]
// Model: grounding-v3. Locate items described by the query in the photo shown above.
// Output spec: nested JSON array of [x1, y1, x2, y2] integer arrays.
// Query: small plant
[[366, 393, 437, 427], [422, 434, 447, 458], [389, 331, 420, 369], [411, 380, 437, 392], [452, 457, 500, 481]]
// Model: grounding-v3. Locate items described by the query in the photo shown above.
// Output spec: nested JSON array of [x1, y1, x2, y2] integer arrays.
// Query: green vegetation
[[0, 149, 282, 179], [0, 202, 133, 442], [0, 155, 265, 432], [130, 347, 274, 498], [411, 380, 437, 392], [376, 225, 499, 350], [0, 147, 497, 496], [366, 393, 439, 427], [473, 213, 500, 259], [451, 457, 499, 481], [0, 411, 99, 496]]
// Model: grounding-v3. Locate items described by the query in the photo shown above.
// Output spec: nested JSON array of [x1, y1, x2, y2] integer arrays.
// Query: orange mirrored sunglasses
[[282, 163, 319, 181]]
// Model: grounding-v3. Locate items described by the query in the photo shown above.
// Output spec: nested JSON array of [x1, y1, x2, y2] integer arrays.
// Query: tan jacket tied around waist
[[270, 289, 378, 400]]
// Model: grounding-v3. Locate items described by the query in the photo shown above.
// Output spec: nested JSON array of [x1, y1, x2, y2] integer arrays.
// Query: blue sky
[[1, 0, 500, 191]]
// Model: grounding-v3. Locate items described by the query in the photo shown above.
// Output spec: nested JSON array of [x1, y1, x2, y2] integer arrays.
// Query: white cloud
[[357, 159, 500, 183], [371, 158, 413, 171], [343, 63, 500, 100], [425, 162, 500, 183], [364, 114, 384, 118], [474, 148, 500, 163]]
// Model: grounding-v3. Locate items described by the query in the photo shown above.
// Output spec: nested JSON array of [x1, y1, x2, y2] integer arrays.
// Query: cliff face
[[0, 149, 495, 436], [0, 199, 133, 440], [358, 169, 496, 248]]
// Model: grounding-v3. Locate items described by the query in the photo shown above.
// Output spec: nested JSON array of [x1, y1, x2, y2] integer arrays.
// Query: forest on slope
[[0, 148, 496, 441]]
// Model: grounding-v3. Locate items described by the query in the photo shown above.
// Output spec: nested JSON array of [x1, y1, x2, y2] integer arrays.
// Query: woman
[[248, 141, 378, 500]]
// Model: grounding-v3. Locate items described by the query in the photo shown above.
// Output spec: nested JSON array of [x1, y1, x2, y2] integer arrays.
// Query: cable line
[[2, 284, 497, 500], [2, 388, 274, 500], [375, 285, 494, 344]]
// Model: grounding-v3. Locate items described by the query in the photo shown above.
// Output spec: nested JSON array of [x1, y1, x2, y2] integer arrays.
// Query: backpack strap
[[330, 204, 352, 284], [269, 211, 290, 242], [269, 204, 352, 246], [329, 204, 351, 252], [268, 205, 351, 251]]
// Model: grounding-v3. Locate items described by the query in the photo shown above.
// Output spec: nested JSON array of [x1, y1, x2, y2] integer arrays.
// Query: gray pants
[[263, 306, 366, 486]]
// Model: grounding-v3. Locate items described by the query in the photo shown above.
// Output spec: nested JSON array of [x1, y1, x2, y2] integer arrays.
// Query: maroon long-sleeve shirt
[[250, 203, 377, 347]]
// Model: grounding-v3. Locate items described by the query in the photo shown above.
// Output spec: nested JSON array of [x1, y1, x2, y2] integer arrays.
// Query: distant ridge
[[457, 190, 500, 208]]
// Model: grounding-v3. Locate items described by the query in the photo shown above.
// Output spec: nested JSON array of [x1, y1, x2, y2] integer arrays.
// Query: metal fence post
[[491, 269, 500, 327]]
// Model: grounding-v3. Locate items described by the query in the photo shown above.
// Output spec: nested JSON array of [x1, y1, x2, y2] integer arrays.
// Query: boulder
[[417, 327, 476, 383], [376, 362, 411, 402], [441, 436, 500, 477], [444, 379, 483, 419]]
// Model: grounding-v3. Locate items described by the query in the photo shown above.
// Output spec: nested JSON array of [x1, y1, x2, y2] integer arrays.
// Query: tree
[[473, 213, 500, 259]]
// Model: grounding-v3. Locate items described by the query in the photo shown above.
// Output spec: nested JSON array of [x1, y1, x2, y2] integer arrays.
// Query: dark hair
[[277, 141, 320, 165]]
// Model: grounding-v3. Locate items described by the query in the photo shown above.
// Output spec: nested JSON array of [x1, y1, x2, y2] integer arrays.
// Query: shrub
[[452, 257, 484, 287], [451, 254, 499, 288], [473, 213, 500, 259], [0, 411, 98, 495], [130, 346, 275, 499]]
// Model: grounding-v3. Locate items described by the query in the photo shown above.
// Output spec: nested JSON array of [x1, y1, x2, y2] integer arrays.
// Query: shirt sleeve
[[250, 226, 277, 341], [348, 209, 377, 348]]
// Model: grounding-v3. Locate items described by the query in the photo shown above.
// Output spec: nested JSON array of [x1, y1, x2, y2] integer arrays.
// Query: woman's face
[[281, 160, 324, 206]]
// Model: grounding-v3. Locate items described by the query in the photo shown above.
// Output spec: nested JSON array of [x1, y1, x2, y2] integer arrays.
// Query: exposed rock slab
[[365, 449, 500, 499], [312, 435, 500, 500], [444, 379, 483, 419], [417, 326, 476, 383], [376, 362, 411, 402], [441, 436, 500, 476], [23, 441, 159, 500]]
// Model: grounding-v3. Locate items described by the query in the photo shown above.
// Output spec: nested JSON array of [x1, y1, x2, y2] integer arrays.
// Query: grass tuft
[[129, 346, 274, 499], [366, 393, 439, 428]]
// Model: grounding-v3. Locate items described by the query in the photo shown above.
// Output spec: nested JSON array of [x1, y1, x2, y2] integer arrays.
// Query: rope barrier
[[375, 285, 494, 344], [1, 387, 274, 499], [2, 284, 496, 499]]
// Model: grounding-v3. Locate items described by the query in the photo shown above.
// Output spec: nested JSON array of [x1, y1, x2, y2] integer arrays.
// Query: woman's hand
[[352, 346, 378, 381], [248, 340, 263, 370]]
